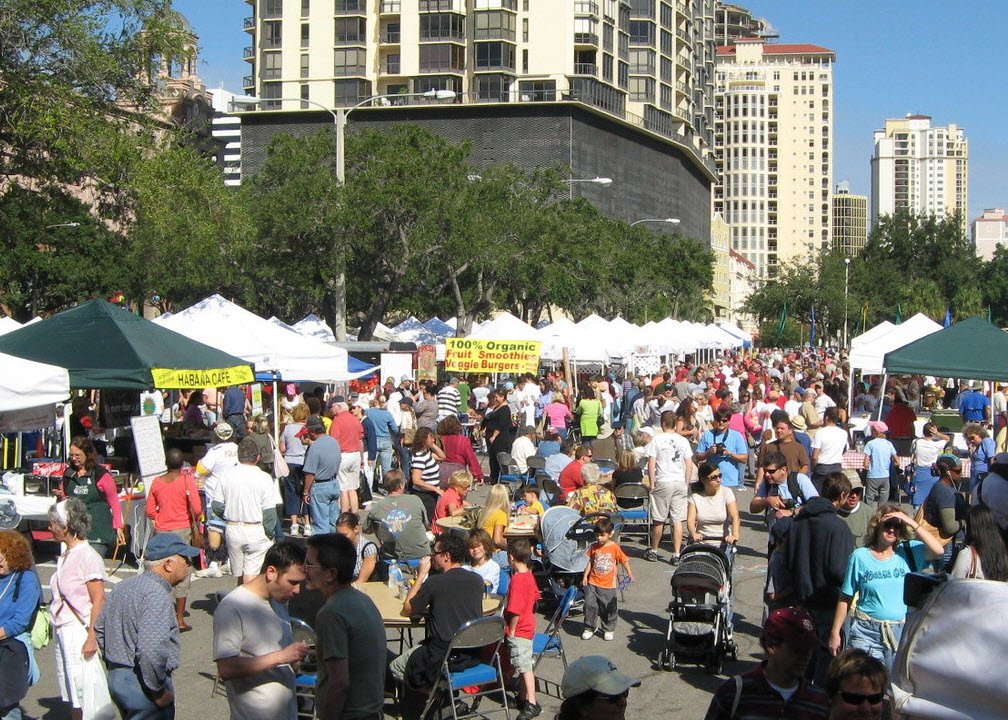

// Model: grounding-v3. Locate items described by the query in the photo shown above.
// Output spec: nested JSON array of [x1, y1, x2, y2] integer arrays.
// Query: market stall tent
[[0, 299, 253, 389], [0, 317, 22, 336], [0, 353, 70, 432], [850, 320, 896, 349], [883, 317, 1008, 380], [467, 312, 539, 341], [848, 313, 942, 374]]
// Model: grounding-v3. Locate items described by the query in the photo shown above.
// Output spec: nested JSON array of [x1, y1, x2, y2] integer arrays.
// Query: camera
[[712, 443, 725, 455], [782, 499, 797, 510]]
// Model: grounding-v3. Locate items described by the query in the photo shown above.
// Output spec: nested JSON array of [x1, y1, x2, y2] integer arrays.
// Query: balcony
[[381, 59, 402, 74], [380, 30, 401, 43], [473, 27, 517, 41], [573, 63, 597, 75], [574, 32, 599, 46], [242, 75, 254, 87], [380, 0, 401, 12], [676, 28, 690, 43], [419, 0, 464, 11], [574, 1, 598, 13], [243, 46, 255, 60], [243, 17, 255, 32], [335, 33, 366, 44]]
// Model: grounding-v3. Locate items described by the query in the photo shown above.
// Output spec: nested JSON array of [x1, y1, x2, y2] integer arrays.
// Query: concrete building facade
[[713, 1, 775, 46], [973, 208, 1008, 261], [728, 248, 757, 332], [832, 181, 867, 256], [709, 211, 731, 319], [713, 39, 835, 278], [870, 114, 968, 234]]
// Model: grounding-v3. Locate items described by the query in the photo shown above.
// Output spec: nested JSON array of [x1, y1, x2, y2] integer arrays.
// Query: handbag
[[81, 651, 117, 720], [271, 436, 290, 479], [30, 604, 53, 649], [913, 503, 953, 547], [185, 483, 205, 550]]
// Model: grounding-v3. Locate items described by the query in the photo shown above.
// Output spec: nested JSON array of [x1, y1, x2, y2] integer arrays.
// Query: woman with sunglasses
[[557, 655, 639, 720], [687, 461, 741, 550], [828, 504, 945, 669], [824, 649, 890, 720]]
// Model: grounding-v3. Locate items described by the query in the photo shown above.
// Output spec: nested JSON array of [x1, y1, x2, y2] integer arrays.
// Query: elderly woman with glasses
[[828, 504, 945, 669]]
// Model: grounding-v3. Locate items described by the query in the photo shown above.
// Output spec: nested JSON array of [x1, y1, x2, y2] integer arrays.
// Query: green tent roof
[[0, 299, 254, 389], [883, 316, 1008, 380]]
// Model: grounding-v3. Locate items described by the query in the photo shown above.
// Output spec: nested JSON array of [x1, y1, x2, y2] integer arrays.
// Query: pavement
[[22, 482, 771, 720]]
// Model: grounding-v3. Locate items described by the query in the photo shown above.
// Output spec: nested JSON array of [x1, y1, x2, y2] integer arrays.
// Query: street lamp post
[[630, 218, 680, 227], [232, 89, 455, 340], [843, 257, 851, 347], [45, 222, 81, 229]]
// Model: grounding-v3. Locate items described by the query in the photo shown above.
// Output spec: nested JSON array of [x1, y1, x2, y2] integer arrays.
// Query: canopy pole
[[876, 372, 888, 421], [272, 380, 280, 446], [846, 369, 855, 434]]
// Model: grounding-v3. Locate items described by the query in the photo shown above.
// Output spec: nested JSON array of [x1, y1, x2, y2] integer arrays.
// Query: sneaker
[[517, 703, 542, 720], [670, 553, 680, 566], [603, 631, 615, 641], [217, 560, 229, 577], [644, 549, 659, 562], [195, 561, 220, 579], [581, 628, 595, 640], [290, 523, 300, 536], [302, 525, 314, 537]]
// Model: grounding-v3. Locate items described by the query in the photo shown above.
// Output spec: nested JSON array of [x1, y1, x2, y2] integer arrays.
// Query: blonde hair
[[291, 403, 310, 423], [864, 503, 913, 547], [448, 469, 473, 492], [478, 484, 511, 529]]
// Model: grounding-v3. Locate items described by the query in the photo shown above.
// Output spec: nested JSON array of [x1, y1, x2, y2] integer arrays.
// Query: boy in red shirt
[[581, 516, 634, 641], [505, 538, 542, 720]]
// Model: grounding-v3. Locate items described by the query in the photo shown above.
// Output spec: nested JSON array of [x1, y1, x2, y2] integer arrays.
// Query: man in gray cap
[[560, 655, 640, 719], [97, 534, 199, 719], [302, 416, 342, 535]]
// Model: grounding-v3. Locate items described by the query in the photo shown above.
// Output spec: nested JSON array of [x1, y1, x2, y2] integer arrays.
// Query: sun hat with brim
[[596, 422, 614, 439], [789, 415, 807, 431], [868, 420, 888, 434], [561, 655, 640, 699]]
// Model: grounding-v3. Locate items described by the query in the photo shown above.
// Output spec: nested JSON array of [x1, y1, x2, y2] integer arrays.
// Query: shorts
[[54, 621, 88, 708], [339, 453, 362, 492], [506, 635, 534, 675], [650, 483, 687, 523], [225, 523, 272, 578]]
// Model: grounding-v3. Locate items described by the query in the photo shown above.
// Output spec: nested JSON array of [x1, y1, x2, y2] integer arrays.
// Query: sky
[[175, 0, 1006, 223]]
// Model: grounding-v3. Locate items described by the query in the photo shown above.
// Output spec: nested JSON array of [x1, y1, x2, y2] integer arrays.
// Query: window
[[475, 42, 515, 70], [473, 11, 516, 40], [261, 51, 282, 79], [474, 74, 510, 101], [602, 53, 613, 81], [628, 19, 654, 44], [262, 20, 282, 48], [522, 18, 528, 42], [262, 0, 283, 17], [300, 23, 309, 48], [419, 13, 464, 39], [261, 81, 281, 108], [519, 79, 556, 101], [300, 54, 309, 78], [335, 17, 366, 43], [629, 48, 654, 74], [300, 83, 309, 108], [335, 0, 365, 10], [414, 75, 462, 95], [383, 52, 401, 74], [419, 43, 465, 71], [522, 48, 528, 72], [629, 76, 654, 101], [301, 0, 309, 14], [334, 48, 366, 75], [335, 79, 370, 105]]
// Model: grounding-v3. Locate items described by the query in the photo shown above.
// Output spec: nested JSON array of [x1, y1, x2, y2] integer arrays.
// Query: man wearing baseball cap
[[560, 655, 640, 720], [704, 608, 829, 719], [96, 535, 200, 718]]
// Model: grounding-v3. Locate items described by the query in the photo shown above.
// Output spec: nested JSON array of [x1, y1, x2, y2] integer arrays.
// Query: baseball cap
[[332, 395, 346, 404], [401, 373, 413, 382], [213, 421, 234, 440], [561, 655, 640, 699], [762, 607, 822, 652], [305, 415, 326, 433], [146, 533, 200, 561], [400, 397, 414, 408], [639, 426, 655, 438], [843, 468, 864, 490]]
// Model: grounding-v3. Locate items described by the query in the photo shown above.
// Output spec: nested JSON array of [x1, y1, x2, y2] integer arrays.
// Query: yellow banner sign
[[445, 339, 541, 374], [151, 365, 254, 389]]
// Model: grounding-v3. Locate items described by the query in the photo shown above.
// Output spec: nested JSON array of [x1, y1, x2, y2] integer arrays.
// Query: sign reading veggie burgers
[[445, 338, 541, 374]]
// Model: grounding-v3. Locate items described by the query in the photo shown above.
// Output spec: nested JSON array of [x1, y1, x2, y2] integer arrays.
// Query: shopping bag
[[80, 652, 117, 720]]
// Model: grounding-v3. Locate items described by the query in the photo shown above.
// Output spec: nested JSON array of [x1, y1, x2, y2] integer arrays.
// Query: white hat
[[561, 655, 640, 699], [639, 426, 655, 437], [213, 421, 234, 440]]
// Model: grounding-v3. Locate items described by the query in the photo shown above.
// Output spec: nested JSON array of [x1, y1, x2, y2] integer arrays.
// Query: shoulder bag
[[185, 481, 205, 550], [270, 435, 290, 479]]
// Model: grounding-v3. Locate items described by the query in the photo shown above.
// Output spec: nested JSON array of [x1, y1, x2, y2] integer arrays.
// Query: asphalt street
[[22, 483, 771, 720]]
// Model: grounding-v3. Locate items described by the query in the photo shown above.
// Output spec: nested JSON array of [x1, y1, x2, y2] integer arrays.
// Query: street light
[[45, 222, 81, 229], [233, 88, 456, 340], [565, 177, 612, 186], [843, 256, 851, 347], [630, 218, 681, 227]]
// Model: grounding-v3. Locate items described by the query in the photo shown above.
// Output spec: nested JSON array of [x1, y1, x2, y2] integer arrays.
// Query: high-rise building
[[713, 38, 835, 278], [209, 89, 244, 186], [832, 181, 867, 256], [713, 1, 776, 46], [870, 114, 968, 234], [235, 0, 719, 241], [973, 208, 1008, 261]]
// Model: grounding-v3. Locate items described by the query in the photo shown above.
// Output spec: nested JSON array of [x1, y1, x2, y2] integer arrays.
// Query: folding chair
[[420, 616, 511, 720], [539, 477, 561, 506], [532, 585, 578, 671], [526, 456, 546, 476], [613, 483, 650, 541], [496, 452, 523, 490]]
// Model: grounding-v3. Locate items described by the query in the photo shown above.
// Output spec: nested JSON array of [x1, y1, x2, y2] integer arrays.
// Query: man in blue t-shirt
[[695, 408, 749, 488], [958, 382, 991, 423], [863, 420, 898, 504], [302, 416, 343, 534], [750, 451, 819, 533]]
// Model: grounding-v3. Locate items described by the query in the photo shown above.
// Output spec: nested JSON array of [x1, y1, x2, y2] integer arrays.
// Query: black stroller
[[659, 542, 737, 674]]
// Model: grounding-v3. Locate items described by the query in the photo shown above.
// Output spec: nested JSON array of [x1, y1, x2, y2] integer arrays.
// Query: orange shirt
[[587, 541, 629, 589]]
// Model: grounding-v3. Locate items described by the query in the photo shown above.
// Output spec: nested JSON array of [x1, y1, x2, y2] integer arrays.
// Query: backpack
[[785, 471, 807, 505], [892, 578, 1008, 719]]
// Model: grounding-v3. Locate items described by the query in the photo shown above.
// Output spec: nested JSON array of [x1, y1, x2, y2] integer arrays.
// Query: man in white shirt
[[214, 541, 311, 720], [783, 388, 803, 419], [645, 410, 694, 564], [813, 383, 836, 416], [810, 407, 848, 493], [520, 375, 541, 428], [219, 437, 279, 584], [510, 426, 538, 475], [196, 421, 240, 577], [385, 379, 404, 425]]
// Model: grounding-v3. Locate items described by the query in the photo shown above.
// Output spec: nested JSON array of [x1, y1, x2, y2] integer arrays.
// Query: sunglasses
[[707, 472, 723, 480], [839, 690, 885, 706], [591, 690, 629, 703], [881, 520, 903, 532]]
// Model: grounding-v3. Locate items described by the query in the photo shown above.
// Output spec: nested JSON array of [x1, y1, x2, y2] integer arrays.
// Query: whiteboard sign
[[130, 415, 167, 479]]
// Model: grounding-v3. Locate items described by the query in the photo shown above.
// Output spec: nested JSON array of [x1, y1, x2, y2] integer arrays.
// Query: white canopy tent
[[0, 352, 70, 432], [0, 317, 22, 336], [538, 318, 577, 362], [292, 314, 336, 342], [850, 320, 896, 350], [468, 312, 540, 341], [848, 314, 942, 375], [154, 294, 368, 383]]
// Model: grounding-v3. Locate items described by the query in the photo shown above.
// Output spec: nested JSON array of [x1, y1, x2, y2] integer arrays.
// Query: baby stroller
[[659, 542, 736, 674], [539, 507, 616, 599]]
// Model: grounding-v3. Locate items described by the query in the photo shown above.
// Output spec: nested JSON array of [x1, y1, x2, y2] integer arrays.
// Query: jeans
[[282, 464, 305, 517], [107, 667, 174, 720], [376, 440, 393, 478], [0, 705, 22, 720], [310, 480, 341, 534], [865, 476, 890, 504], [848, 615, 903, 670]]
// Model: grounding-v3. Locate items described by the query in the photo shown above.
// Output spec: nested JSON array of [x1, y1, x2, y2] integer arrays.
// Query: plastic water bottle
[[388, 563, 404, 593]]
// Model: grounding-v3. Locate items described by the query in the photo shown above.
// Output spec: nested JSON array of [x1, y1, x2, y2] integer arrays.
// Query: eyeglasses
[[707, 473, 722, 480], [839, 690, 885, 706], [763, 467, 780, 474], [303, 562, 323, 570], [590, 690, 629, 704]]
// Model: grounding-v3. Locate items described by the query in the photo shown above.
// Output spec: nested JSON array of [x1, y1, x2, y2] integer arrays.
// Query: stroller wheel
[[705, 653, 724, 675], [727, 642, 738, 662]]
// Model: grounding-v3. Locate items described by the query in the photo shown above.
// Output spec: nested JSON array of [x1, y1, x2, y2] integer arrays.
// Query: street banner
[[445, 338, 541, 374]]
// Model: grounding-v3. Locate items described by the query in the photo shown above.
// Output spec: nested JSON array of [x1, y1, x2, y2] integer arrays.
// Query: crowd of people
[[4, 347, 1008, 720]]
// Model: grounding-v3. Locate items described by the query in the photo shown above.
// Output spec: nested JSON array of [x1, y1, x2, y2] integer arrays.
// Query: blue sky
[[176, 0, 1005, 222]]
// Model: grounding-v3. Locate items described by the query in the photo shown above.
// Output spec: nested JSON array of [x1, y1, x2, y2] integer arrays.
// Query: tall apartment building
[[713, 1, 775, 46], [209, 89, 244, 186], [870, 114, 968, 234], [832, 181, 867, 256], [713, 39, 835, 278], [973, 208, 1008, 261], [236, 0, 718, 240]]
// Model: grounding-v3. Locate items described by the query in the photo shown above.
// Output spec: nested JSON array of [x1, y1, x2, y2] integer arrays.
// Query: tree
[[981, 246, 1008, 326], [0, 185, 127, 319], [0, 1, 192, 198]]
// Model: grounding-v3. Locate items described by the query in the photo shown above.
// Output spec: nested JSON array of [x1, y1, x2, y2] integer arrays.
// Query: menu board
[[129, 415, 167, 479]]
